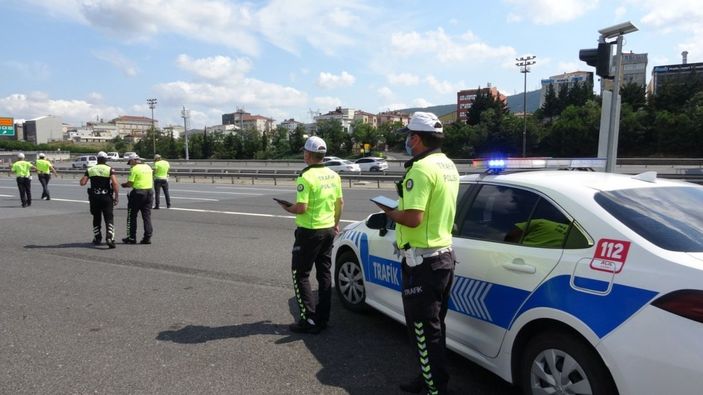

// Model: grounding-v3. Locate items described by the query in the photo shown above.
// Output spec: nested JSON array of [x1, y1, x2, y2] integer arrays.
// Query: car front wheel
[[520, 331, 617, 395], [335, 250, 368, 312]]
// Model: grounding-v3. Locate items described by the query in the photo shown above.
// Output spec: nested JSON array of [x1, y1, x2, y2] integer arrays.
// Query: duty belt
[[414, 247, 453, 258]]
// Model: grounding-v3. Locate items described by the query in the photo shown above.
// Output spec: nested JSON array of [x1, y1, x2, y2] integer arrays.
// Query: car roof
[[460, 170, 694, 193]]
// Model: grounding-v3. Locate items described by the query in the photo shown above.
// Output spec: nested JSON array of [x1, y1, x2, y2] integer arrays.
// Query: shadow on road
[[25, 242, 98, 249], [156, 321, 289, 344]]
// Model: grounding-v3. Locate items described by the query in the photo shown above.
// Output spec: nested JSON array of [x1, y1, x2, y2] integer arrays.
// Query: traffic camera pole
[[605, 36, 624, 173]]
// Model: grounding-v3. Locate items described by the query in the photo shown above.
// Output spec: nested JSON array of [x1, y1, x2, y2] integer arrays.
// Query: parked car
[[354, 157, 389, 172], [71, 155, 97, 169], [322, 156, 342, 162], [324, 160, 361, 173], [332, 158, 703, 395], [123, 151, 137, 159], [106, 152, 120, 160]]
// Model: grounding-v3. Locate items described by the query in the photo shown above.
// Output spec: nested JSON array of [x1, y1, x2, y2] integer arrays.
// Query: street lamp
[[147, 98, 157, 156], [181, 105, 190, 160], [516, 55, 536, 157]]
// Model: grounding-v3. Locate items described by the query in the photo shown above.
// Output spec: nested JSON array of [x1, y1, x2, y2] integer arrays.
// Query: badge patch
[[405, 179, 414, 191], [297, 184, 304, 192]]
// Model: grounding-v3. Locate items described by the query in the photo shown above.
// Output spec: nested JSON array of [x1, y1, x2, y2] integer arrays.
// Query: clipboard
[[370, 195, 398, 210], [273, 198, 293, 207]]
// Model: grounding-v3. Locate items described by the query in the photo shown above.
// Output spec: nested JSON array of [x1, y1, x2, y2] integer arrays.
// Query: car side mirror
[[366, 212, 389, 236]]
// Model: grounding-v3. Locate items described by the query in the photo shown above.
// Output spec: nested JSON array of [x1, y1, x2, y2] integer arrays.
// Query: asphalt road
[[0, 176, 519, 395]]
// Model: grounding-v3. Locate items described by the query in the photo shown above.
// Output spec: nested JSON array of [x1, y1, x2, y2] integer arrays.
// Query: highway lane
[[0, 178, 518, 394]]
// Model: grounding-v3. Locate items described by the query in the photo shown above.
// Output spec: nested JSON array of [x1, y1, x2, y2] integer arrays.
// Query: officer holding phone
[[277, 136, 344, 334], [373, 112, 459, 395]]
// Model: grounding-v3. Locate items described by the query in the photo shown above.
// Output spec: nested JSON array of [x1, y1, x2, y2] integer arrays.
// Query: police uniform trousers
[[291, 227, 335, 326], [38, 173, 51, 199], [154, 179, 171, 208], [401, 250, 455, 395], [127, 189, 153, 240], [16, 177, 31, 206], [89, 191, 114, 241]]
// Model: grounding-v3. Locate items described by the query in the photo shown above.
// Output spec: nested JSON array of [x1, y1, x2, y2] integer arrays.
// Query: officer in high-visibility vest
[[9, 152, 36, 208], [373, 112, 459, 395], [80, 151, 119, 248], [35, 153, 58, 200], [152, 154, 171, 209], [277, 136, 344, 334], [121, 153, 154, 244]]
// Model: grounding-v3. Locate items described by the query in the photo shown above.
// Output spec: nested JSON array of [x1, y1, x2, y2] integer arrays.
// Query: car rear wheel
[[520, 331, 617, 395], [335, 251, 368, 312], [370, 166, 379, 172]]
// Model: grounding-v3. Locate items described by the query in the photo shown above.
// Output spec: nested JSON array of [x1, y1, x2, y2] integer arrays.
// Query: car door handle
[[502, 259, 536, 274]]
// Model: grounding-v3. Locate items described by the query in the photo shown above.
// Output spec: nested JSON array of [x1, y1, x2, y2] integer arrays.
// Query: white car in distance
[[355, 157, 389, 172], [324, 159, 361, 173]]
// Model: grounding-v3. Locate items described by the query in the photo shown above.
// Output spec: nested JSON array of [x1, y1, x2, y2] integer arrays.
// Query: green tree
[[442, 121, 475, 158], [351, 120, 379, 154], [467, 87, 506, 126], [620, 82, 646, 111], [378, 121, 404, 151], [538, 101, 600, 157], [240, 128, 262, 159], [316, 119, 351, 156], [289, 125, 306, 153], [540, 83, 559, 119]]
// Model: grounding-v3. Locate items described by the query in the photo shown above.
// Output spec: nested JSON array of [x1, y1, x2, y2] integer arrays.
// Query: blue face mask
[[405, 134, 414, 156]]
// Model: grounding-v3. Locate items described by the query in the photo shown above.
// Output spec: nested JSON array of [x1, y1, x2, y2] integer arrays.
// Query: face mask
[[405, 135, 414, 156]]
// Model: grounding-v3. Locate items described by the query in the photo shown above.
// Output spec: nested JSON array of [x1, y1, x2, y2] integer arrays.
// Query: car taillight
[[651, 289, 703, 324]]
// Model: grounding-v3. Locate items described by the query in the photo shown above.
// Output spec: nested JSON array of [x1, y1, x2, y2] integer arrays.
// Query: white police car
[[332, 159, 703, 395]]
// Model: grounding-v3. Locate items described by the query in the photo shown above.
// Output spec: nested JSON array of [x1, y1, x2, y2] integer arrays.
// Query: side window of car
[[512, 198, 571, 248], [458, 185, 539, 243]]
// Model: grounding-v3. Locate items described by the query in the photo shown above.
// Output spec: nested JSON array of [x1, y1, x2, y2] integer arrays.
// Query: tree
[[467, 87, 506, 126], [540, 83, 559, 119], [316, 119, 351, 156], [289, 125, 306, 154], [538, 101, 600, 157], [442, 121, 475, 158], [240, 128, 262, 159], [378, 121, 404, 151], [351, 120, 379, 154], [620, 82, 646, 111]]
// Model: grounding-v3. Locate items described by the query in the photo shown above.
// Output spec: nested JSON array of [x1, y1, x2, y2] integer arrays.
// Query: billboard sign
[[0, 117, 14, 136]]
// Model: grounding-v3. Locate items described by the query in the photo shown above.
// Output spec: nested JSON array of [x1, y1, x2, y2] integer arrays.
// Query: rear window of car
[[595, 186, 703, 252]]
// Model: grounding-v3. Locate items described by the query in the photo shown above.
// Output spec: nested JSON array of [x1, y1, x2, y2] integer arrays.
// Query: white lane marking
[[169, 189, 261, 195], [51, 198, 89, 204], [169, 207, 356, 223], [215, 186, 296, 192], [170, 196, 219, 201], [0, 194, 14, 197]]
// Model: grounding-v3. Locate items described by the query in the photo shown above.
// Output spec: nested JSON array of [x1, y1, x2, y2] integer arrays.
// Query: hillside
[[397, 89, 542, 117]]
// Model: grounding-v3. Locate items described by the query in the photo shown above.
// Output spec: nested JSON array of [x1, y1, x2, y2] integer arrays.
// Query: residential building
[[376, 110, 410, 126], [615, 52, 648, 88], [280, 118, 304, 132], [457, 86, 508, 123], [222, 110, 274, 134], [24, 115, 63, 144], [539, 71, 593, 107], [112, 115, 158, 141], [207, 124, 239, 135], [161, 125, 184, 139], [353, 110, 378, 128], [314, 107, 356, 133]]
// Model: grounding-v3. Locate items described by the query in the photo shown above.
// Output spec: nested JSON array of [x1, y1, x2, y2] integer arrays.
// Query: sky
[[1, 0, 702, 129]]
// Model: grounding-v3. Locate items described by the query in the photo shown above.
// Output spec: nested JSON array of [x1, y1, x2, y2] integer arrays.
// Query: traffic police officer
[[80, 151, 119, 248], [152, 154, 171, 209], [121, 153, 154, 244], [36, 153, 58, 200], [9, 152, 35, 207], [374, 112, 460, 395], [277, 136, 344, 334]]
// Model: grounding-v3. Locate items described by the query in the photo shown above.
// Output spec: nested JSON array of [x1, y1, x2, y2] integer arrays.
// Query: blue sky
[[1, 0, 701, 128]]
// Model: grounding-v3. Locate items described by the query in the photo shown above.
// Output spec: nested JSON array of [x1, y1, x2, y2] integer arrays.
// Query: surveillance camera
[[598, 21, 638, 39]]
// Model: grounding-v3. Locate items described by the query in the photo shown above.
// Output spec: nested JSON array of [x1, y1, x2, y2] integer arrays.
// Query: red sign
[[590, 239, 631, 273]]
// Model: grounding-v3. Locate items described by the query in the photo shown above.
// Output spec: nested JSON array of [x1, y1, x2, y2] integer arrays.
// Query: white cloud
[[632, 0, 703, 60], [314, 96, 342, 109], [425, 75, 458, 95], [390, 28, 516, 63], [176, 54, 252, 81], [614, 6, 627, 20], [0, 92, 123, 125], [377, 86, 394, 99], [503, 0, 599, 25], [413, 98, 433, 108], [556, 62, 580, 73], [92, 49, 138, 77], [387, 73, 420, 86], [317, 71, 356, 89]]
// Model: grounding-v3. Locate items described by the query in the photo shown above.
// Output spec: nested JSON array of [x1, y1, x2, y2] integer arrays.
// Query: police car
[[332, 158, 703, 395]]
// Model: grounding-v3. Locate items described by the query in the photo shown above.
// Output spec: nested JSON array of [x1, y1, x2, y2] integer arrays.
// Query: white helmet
[[38, 153, 46, 158], [17, 153, 25, 159], [97, 151, 108, 159]]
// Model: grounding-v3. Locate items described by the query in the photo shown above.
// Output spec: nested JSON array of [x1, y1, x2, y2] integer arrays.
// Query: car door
[[361, 216, 405, 315], [447, 183, 571, 358]]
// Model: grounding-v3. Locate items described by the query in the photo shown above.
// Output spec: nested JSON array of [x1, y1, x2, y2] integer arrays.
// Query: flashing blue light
[[488, 159, 506, 169]]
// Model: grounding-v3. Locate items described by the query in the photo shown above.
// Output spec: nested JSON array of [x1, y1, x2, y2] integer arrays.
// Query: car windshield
[[595, 186, 703, 252]]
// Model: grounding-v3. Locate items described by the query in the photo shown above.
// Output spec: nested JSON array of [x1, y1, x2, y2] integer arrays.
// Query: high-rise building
[[650, 59, 703, 96], [615, 52, 648, 88], [539, 71, 593, 107], [457, 86, 507, 123]]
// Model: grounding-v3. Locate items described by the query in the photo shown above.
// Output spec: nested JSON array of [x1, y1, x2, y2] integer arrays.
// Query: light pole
[[516, 55, 536, 157], [147, 98, 157, 156], [181, 105, 190, 160]]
